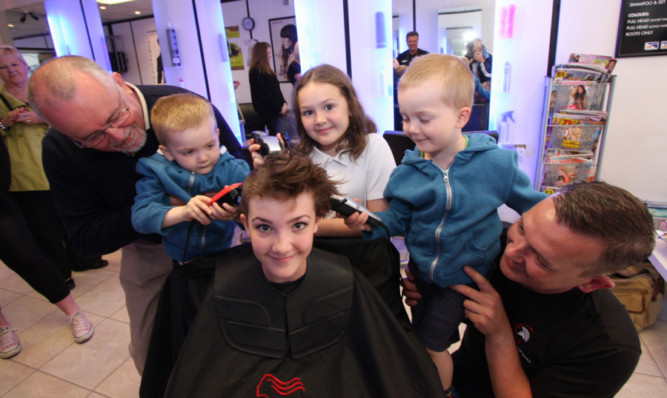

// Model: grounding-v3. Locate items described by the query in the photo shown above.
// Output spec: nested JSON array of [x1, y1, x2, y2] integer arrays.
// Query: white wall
[[556, 0, 666, 203], [488, 0, 554, 185], [108, 18, 159, 85], [347, 0, 395, 135]]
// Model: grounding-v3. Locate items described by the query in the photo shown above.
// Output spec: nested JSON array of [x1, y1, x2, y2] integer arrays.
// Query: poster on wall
[[225, 26, 244, 71], [268, 16, 297, 82], [616, 0, 667, 57], [147, 31, 164, 84]]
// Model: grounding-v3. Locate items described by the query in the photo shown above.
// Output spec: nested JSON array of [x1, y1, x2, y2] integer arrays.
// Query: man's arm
[[451, 266, 532, 398], [42, 131, 140, 257]]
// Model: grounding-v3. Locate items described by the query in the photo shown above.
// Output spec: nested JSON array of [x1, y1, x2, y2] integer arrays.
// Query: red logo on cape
[[256, 374, 305, 397]]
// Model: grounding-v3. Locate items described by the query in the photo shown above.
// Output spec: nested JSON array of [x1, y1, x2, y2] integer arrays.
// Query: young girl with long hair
[[291, 64, 396, 236]]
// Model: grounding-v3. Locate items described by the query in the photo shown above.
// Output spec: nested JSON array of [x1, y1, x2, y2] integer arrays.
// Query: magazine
[[547, 81, 599, 114], [541, 149, 594, 187], [547, 110, 605, 151], [568, 53, 617, 73], [553, 64, 609, 83], [552, 110, 606, 125]]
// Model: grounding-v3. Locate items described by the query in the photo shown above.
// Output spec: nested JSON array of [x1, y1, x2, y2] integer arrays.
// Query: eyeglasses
[[71, 90, 132, 149]]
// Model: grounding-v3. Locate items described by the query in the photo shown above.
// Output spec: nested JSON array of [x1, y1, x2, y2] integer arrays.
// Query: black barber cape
[[165, 245, 444, 397]]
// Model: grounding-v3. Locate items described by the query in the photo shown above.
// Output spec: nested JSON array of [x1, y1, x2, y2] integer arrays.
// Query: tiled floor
[[0, 250, 141, 397], [0, 248, 666, 397]]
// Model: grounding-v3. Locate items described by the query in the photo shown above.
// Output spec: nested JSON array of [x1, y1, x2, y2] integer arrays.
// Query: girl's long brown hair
[[249, 42, 275, 76], [292, 64, 376, 160]]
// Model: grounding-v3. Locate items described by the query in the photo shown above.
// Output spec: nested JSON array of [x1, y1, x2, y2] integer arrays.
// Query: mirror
[[392, 0, 496, 132]]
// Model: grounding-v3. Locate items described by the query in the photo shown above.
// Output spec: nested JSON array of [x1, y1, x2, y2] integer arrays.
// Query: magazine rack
[[535, 75, 616, 193]]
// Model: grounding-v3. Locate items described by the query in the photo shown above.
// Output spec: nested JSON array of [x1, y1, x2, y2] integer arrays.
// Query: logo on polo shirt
[[514, 323, 534, 345]]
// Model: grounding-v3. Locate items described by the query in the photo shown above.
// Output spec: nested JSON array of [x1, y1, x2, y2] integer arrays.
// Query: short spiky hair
[[150, 93, 215, 145], [552, 182, 656, 276], [398, 53, 474, 110], [240, 153, 338, 219]]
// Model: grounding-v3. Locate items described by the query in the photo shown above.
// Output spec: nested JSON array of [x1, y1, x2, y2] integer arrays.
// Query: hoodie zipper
[[186, 171, 206, 258], [429, 167, 452, 282]]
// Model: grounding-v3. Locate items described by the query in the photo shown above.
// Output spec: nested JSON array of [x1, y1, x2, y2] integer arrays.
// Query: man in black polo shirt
[[403, 182, 655, 398], [396, 31, 428, 67]]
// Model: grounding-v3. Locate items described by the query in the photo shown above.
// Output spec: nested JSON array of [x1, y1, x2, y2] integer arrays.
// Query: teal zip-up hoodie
[[364, 133, 546, 288], [131, 147, 249, 262]]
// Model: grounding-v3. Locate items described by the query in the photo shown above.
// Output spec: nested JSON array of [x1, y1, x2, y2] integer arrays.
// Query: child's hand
[[343, 211, 372, 232], [208, 202, 240, 221], [249, 134, 286, 169], [248, 139, 266, 168], [183, 195, 215, 225]]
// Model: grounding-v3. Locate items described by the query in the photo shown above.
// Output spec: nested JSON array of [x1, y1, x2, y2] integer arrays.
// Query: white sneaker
[[0, 326, 21, 359], [70, 312, 94, 344]]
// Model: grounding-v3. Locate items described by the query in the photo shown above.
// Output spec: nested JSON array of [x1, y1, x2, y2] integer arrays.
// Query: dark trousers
[[259, 112, 280, 135], [0, 192, 69, 304], [9, 190, 71, 280]]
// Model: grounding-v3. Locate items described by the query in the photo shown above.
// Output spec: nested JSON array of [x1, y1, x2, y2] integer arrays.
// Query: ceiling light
[[134, 11, 141, 15], [19, 11, 40, 23], [96, 0, 136, 5], [7, 24, 14, 28], [99, 5, 107, 10]]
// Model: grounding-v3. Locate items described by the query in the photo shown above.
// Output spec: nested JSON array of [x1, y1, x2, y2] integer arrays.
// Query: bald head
[[27, 55, 148, 153], [27, 55, 115, 121]]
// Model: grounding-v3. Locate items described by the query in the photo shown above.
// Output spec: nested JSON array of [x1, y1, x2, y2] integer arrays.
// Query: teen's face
[[0, 53, 29, 87], [398, 78, 468, 160], [500, 198, 606, 294], [40, 73, 147, 153], [266, 46, 272, 60], [241, 192, 320, 284], [161, 120, 220, 174], [298, 81, 350, 156], [281, 37, 292, 49]]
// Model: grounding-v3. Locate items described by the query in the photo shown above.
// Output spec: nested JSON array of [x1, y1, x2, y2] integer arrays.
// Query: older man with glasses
[[27, 55, 243, 374]]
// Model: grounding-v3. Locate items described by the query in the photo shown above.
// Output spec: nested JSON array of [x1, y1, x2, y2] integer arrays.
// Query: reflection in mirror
[[391, 0, 496, 132], [438, 9, 481, 57]]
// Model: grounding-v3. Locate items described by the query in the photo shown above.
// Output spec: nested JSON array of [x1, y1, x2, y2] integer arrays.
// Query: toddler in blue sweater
[[345, 54, 546, 396], [131, 93, 249, 263]]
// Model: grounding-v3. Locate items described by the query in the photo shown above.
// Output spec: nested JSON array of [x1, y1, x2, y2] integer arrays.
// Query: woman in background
[[0, 46, 106, 290], [249, 42, 287, 135], [0, 138, 93, 360]]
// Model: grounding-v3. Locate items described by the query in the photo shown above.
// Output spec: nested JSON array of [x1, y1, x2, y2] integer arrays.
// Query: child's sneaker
[[0, 326, 21, 359], [70, 312, 94, 343]]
